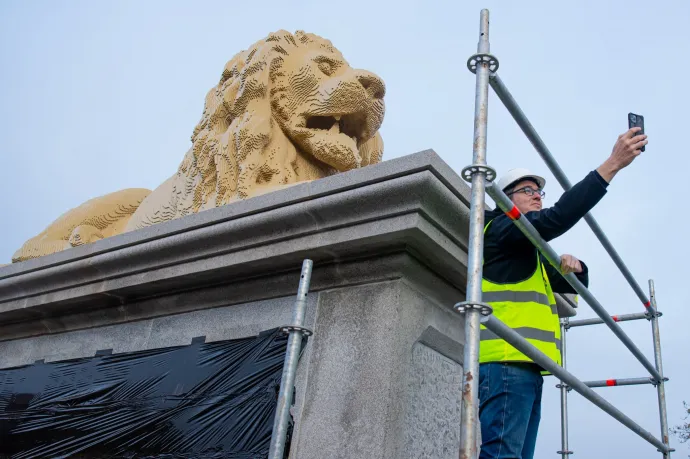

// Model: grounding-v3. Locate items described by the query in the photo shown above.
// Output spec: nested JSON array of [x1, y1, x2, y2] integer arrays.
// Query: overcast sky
[[1, 1, 689, 457]]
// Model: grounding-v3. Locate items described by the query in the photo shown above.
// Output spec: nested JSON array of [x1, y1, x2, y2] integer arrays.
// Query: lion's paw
[[68, 225, 105, 247]]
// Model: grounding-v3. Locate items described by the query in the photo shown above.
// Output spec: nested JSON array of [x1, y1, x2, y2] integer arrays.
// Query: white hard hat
[[496, 168, 546, 192]]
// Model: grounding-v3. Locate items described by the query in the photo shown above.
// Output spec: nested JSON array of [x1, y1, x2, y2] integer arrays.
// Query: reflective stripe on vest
[[480, 328, 562, 353], [479, 219, 562, 370], [482, 290, 557, 315]]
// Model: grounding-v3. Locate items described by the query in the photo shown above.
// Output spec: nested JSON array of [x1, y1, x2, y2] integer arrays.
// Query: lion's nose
[[356, 70, 385, 100]]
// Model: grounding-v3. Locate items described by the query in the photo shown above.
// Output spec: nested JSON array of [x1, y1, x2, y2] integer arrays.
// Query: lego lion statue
[[11, 30, 386, 263]]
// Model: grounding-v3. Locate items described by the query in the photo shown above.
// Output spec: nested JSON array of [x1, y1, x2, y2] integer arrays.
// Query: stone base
[[1, 254, 471, 458], [3, 149, 578, 457], [291, 264, 467, 459]]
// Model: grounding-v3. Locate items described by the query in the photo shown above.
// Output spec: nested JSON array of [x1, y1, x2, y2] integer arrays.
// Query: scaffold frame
[[457, 9, 672, 458]]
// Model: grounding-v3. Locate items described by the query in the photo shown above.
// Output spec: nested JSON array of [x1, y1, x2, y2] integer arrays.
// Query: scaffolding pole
[[486, 182, 663, 383], [568, 312, 649, 328], [558, 319, 572, 458], [459, 11, 672, 457], [268, 259, 313, 459], [649, 279, 672, 457], [581, 377, 654, 388], [456, 9, 494, 459]]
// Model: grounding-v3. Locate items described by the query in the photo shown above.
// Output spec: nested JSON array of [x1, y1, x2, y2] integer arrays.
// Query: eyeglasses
[[507, 186, 545, 199]]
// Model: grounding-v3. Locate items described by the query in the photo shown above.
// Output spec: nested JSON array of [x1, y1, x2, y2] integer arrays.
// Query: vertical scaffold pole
[[268, 259, 314, 459], [649, 279, 671, 458], [456, 8, 498, 459], [557, 318, 573, 458]]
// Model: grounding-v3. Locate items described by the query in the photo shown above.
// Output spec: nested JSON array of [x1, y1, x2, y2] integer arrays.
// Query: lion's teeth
[[329, 121, 340, 133], [334, 115, 341, 121]]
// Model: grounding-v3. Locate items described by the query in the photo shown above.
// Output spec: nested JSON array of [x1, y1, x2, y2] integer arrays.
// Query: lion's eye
[[318, 61, 334, 76]]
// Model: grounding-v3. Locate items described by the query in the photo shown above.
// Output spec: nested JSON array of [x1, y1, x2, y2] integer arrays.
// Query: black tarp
[[0, 327, 302, 458]]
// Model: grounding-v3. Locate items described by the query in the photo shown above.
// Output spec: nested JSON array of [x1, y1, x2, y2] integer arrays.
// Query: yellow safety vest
[[479, 219, 562, 372]]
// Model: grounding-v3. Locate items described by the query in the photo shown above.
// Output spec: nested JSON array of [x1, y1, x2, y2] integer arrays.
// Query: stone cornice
[[0, 150, 476, 325]]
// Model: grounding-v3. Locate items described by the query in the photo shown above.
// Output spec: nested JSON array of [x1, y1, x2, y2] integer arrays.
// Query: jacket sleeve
[[542, 256, 589, 293], [489, 170, 609, 250]]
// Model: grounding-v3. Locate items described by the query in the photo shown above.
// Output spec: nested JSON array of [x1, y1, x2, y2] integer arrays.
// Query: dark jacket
[[483, 170, 610, 293]]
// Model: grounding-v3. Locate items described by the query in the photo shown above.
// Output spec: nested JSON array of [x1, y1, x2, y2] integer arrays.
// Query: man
[[478, 127, 648, 459]]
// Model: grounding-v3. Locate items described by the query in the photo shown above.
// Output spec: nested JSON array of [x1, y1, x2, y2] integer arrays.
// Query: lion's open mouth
[[305, 113, 367, 145]]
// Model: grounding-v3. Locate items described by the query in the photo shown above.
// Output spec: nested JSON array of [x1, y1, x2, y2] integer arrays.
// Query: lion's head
[[174, 30, 386, 215]]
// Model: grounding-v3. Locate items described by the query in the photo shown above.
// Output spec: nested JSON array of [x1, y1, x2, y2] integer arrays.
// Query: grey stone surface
[[404, 343, 463, 459], [292, 282, 403, 459], [418, 325, 465, 364], [290, 278, 467, 459], [390, 279, 474, 458], [0, 252, 446, 342]]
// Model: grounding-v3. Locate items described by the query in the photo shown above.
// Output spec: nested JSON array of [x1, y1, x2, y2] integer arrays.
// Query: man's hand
[[597, 127, 648, 183], [560, 254, 583, 274]]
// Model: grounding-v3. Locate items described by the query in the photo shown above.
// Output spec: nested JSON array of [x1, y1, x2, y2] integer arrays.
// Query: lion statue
[[11, 30, 386, 263]]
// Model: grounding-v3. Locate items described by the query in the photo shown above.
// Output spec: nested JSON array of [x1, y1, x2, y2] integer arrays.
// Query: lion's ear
[[358, 132, 384, 167]]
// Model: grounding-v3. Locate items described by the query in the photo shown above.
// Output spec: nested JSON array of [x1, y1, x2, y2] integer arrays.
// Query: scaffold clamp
[[467, 53, 500, 74], [557, 450, 574, 456], [650, 377, 670, 388], [461, 164, 496, 183], [556, 383, 573, 392], [454, 301, 493, 322], [279, 325, 313, 337], [645, 310, 663, 320]]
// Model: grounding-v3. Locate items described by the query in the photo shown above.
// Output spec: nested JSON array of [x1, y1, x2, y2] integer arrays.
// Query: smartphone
[[628, 112, 645, 152]]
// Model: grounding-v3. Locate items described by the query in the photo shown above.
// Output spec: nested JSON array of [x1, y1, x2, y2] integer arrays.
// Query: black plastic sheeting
[[0, 327, 304, 458]]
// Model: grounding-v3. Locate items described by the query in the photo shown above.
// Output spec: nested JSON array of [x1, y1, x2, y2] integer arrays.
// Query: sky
[[1, 1, 689, 457]]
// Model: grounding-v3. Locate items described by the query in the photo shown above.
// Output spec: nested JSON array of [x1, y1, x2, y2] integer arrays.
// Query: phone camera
[[630, 115, 637, 122]]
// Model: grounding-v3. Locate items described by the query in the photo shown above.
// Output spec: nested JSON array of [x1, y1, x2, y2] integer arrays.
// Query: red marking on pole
[[612, 315, 619, 322], [506, 206, 521, 220], [643, 301, 651, 308], [606, 379, 616, 387]]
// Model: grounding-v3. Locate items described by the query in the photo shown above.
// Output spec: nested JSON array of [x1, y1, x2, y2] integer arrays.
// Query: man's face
[[508, 179, 543, 213]]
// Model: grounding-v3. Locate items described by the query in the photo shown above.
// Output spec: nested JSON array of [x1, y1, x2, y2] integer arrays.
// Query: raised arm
[[490, 170, 609, 248], [489, 127, 647, 250]]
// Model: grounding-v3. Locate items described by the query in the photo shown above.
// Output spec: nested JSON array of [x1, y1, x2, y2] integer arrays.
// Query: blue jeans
[[478, 362, 543, 459]]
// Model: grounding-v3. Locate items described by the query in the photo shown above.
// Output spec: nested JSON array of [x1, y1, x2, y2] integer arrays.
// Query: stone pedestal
[[0, 149, 573, 457]]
